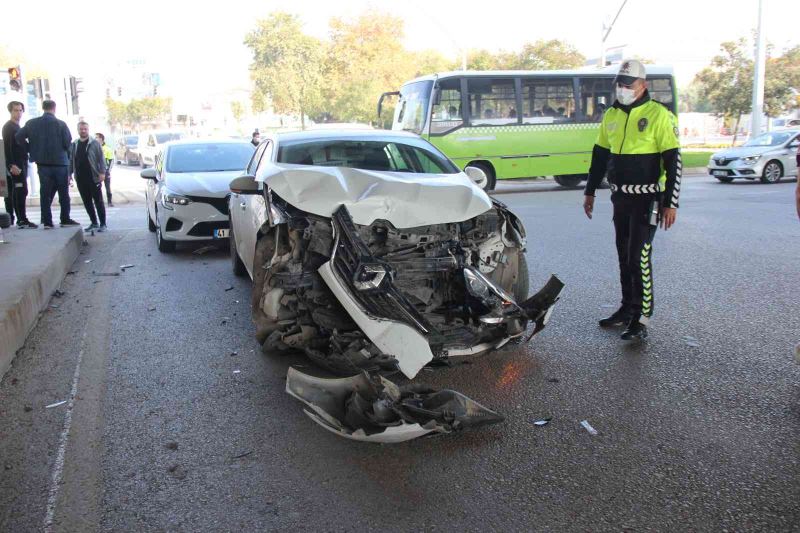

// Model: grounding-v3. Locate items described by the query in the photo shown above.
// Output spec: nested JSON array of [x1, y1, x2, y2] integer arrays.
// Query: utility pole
[[600, 0, 628, 67], [750, 0, 766, 137]]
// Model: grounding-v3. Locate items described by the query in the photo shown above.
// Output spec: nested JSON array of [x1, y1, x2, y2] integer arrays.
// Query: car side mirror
[[230, 175, 260, 195], [464, 166, 488, 189], [140, 168, 157, 180]]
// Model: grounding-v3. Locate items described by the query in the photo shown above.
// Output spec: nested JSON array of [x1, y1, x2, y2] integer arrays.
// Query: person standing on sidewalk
[[15, 100, 79, 229], [251, 129, 260, 147], [69, 122, 107, 232], [3, 101, 37, 228], [582, 60, 682, 341], [95, 132, 114, 206]]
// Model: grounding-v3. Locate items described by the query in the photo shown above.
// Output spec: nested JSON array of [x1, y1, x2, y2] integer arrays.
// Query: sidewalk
[[492, 168, 707, 195], [24, 189, 145, 206], [0, 225, 83, 378]]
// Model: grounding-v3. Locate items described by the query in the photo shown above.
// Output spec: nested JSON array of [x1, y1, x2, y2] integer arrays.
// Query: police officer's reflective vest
[[586, 91, 682, 209]]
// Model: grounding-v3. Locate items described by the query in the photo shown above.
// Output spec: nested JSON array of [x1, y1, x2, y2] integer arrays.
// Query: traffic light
[[8, 66, 22, 92]]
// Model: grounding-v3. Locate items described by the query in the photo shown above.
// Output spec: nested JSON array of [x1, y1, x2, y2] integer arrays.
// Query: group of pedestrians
[[3, 99, 114, 232]]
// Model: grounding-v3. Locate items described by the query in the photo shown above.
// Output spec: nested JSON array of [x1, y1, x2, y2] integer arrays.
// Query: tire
[[715, 177, 734, 183], [512, 252, 530, 303], [554, 174, 584, 188], [155, 219, 175, 253], [147, 207, 156, 232], [760, 160, 782, 183], [468, 162, 496, 191], [229, 218, 247, 277]]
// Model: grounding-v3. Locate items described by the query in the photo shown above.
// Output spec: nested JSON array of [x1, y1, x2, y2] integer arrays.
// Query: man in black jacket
[[15, 100, 79, 229], [68, 121, 106, 231], [3, 101, 37, 227]]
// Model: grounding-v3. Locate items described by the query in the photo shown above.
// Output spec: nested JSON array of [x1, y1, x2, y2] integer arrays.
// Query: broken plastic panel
[[285, 368, 504, 443]]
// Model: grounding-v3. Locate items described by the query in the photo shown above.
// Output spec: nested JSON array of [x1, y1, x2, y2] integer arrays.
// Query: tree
[[245, 12, 324, 129], [105, 98, 128, 130], [230, 101, 245, 124], [764, 45, 800, 117], [323, 10, 417, 125], [512, 39, 585, 70], [125, 97, 172, 127]]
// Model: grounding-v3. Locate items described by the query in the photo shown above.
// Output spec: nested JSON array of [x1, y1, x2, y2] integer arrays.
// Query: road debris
[[221, 317, 230, 325], [120, 264, 135, 271], [93, 272, 120, 277], [547, 378, 560, 383], [193, 245, 216, 255], [23, 406, 32, 412], [532, 417, 552, 426], [67, 270, 78, 275], [225, 286, 234, 292], [233, 370, 241, 374], [683, 335, 701, 348], [165, 441, 179, 450], [167, 464, 187, 480], [232, 451, 253, 459], [50, 304, 60, 309], [84, 259, 93, 263], [230, 351, 238, 356], [148, 306, 157, 312], [580, 420, 598, 436], [53, 289, 65, 298], [45, 400, 67, 409]]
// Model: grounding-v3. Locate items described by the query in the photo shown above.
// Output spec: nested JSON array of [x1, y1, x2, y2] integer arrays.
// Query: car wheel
[[554, 175, 584, 188], [147, 207, 156, 232], [229, 218, 247, 277], [512, 251, 530, 303], [760, 160, 782, 183], [156, 221, 175, 253], [467, 162, 496, 191], [715, 176, 734, 183]]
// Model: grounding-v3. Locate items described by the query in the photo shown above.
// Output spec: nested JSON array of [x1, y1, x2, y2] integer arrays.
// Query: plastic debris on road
[[93, 272, 120, 277], [233, 370, 241, 374], [120, 264, 135, 271], [45, 400, 67, 409], [580, 420, 598, 435], [532, 417, 552, 426], [193, 245, 216, 255], [225, 286, 234, 291], [148, 306, 156, 311], [84, 259, 93, 264]]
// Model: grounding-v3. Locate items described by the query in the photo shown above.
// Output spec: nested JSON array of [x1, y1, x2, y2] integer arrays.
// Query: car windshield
[[125, 136, 138, 146], [744, 132, 794, 147], [277, 139, 458, 174], [156, 132, 183, 144], [165, 143, 255, 173]]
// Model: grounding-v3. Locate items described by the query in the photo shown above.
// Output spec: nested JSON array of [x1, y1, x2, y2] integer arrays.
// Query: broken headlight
[[463, 267, 514, 303]]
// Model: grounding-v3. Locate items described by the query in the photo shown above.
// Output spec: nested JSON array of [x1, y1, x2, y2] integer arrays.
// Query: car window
[[156, 133, 183, 144], [247, 141, 270, 175], [277, 140, 458, 174], [165, 143, 255, 173], [126, 136, 138, 146], [744, 131, 794, 147]]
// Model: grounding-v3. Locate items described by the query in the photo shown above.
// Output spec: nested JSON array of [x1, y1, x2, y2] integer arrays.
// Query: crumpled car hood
[[257, 163, 493, 228]]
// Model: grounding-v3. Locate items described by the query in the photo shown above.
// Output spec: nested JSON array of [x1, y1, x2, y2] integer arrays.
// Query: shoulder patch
[[673, 126, 680, 137]]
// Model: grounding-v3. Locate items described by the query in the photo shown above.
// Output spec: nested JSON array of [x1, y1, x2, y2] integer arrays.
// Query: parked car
[[227, 129, 563, 442], [141, 139, 255, 252], [137, 130, 185, 168], [114, 135, 140, 165], [773, 117, 800, 130], [708, 129, 800, 183]]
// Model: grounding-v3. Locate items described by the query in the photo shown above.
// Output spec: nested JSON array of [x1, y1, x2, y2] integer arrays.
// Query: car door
[[238, 141, 272, 276], [231, 142, 267, 271], [785, 134, 800, 176]]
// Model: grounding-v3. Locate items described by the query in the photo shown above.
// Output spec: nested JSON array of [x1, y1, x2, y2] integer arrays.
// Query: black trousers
[[612, 193, 658, 319], [104, 160, 112, 203], [6, 173, 29, 222], [76, 175, 106, 225], [3, 177, 13, 221]]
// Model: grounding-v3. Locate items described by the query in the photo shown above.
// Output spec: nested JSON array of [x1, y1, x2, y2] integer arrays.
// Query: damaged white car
[[229, 130, 563, 442]]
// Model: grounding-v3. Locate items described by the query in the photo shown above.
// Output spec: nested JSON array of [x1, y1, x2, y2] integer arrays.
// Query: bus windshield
[[393, 80, 433, 135]]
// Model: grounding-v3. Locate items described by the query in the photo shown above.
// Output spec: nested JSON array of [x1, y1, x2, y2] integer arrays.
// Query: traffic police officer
[[583, 60, 682, 340]]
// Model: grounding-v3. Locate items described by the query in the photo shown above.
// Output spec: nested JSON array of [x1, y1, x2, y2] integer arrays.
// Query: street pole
[[751, 0, 766, 137], [600, 0, 628, 67]]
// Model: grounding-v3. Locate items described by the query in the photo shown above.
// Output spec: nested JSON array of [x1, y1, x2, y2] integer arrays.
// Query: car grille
[[330, 205, 444, 346], [714, 157, 738, 166], [187, 220, 229, 237], [187, 195, 228, 215]]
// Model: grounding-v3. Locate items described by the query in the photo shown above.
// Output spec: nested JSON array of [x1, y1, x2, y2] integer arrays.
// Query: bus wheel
[[466, 162, 496, 191], [554, 174, 584, 188]]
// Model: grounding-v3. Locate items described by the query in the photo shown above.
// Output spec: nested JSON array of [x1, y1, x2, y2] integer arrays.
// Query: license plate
[[712, 170, 728, 177], [213, 229, 230, 238]]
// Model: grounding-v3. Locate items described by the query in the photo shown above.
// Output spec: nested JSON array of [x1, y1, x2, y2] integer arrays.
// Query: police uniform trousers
[[611, 191, 658, 319]]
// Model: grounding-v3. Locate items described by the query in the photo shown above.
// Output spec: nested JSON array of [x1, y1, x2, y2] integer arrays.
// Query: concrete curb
[[0, 227, 83, 378], [24, 190, 145, 207]]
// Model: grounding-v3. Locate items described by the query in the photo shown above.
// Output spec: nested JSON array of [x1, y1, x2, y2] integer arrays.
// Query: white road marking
[[43, 325, 89, 532]]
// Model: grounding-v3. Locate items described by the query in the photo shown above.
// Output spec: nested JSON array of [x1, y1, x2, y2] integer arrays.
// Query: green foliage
[[105, 97, 172, 128], [513, 39, 585, 70], [230, 101, 245, 123], [105, 98, 128, 127], [245, 12, 324, 128]]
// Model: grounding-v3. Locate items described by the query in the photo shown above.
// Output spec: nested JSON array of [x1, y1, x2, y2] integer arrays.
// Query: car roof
[[164, 137, 253, 147], [270, 129, 420, 144], [405, 64, 675, 84]]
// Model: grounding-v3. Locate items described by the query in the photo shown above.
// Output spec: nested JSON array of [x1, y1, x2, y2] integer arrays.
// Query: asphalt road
[[1, 175, 798, 532]]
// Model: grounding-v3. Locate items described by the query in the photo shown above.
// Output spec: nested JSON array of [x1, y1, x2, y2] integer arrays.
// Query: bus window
[[521, 78, 575, 124], [648, 77, 674, 111], [393, 80, 434, 135], [467, 78, 517, 126], [431, 78, 464, 135], [580, 77, 614, 122]]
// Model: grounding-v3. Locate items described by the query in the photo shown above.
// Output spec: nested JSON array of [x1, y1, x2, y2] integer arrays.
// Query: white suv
[[137, 130, 184, 168]]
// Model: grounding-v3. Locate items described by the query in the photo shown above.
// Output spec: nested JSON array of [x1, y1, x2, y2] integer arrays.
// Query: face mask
[[617, 86, 637, 105]]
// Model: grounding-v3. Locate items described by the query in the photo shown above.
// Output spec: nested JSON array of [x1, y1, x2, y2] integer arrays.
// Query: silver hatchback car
[[708, 129, 800, 183]]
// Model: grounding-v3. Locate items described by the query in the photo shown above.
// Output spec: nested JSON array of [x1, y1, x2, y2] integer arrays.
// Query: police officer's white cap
[[614, 59, 646, 85]]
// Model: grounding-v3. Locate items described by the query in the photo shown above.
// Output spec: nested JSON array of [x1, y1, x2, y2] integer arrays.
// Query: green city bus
[[379, 64, 677, 190]]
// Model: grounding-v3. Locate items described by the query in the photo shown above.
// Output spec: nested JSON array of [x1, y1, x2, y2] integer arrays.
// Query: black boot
[[599, 306, 633, 328], [621, 317, 648, 340]]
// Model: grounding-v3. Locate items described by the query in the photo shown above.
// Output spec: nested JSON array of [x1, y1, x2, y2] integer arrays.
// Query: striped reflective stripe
[[609, 183, 663, 194], [640, 242, 653, 317], [669, 153, 682, 208]]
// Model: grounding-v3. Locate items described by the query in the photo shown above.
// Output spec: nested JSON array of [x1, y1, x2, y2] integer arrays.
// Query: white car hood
[[258, 164, 493, 228], [165, 170, 243, 198]]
